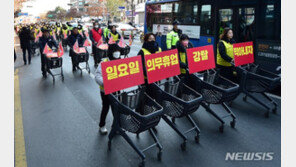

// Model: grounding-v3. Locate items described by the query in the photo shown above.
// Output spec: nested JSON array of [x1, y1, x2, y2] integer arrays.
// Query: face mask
[[113, 51, 120, 59], [94, 25, 99, 29], [182, 41, 189, 47], [146, 41, 156, 47]]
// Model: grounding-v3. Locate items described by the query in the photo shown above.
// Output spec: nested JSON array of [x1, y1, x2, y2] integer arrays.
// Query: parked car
[[134, 24, 144, 34], [114, 23, 137, 39]]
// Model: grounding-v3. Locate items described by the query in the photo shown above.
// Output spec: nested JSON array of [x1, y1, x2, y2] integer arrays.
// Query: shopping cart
[[148, 76, 203, 149], [94, 44, 108, 65], [236, 63, 281, 117], [187, 69, 240, 133], [45, 54, 64, 84], [71, 47, 91, 75], [120, 45, 131, 58], [108, 87, 164, 167]]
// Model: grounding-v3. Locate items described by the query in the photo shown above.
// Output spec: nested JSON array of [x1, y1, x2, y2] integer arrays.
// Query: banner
[[73, 40, 79, 52], [96, 37, 103, 47], [101, 56, 145, 94], [233, 41, 254, 66], [118, 36, 127, 48], [83, 39, 91, 47], [74, 47, 87, 54], [46, 52, 58, 58], [108, 36, 116, 44], [42, 43, 52, 54], [144, 49, 180, 84], [57, 42, 64, 57], [186, 45, 215, 73]]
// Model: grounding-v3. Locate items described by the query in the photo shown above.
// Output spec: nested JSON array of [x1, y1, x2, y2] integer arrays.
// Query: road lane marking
[[14, 69, 27, 167]]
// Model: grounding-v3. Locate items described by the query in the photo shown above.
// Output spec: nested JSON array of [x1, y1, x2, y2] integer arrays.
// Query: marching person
[[89, 22, 104, 66], [19, 26, 34, 65], [166, 21, 182, 50], [55, 22, 62, 41], [77, 24, 86, 39], [67, 27, 85, 72], [176, 34, 194, 77], [38, 29, 58, 78], [106, 25, 122, 63], [107, 25, 121, 44], [95, 44, 122, 135], [137, 33, 162, 84], [216, 27, 237, 82], [103, 20, 111, 40], [60, 24, 69, 39]]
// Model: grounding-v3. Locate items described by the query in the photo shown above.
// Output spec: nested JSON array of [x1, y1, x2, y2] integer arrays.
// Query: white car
[[114, 23, 137, 39], [134, 25, 144, 34]]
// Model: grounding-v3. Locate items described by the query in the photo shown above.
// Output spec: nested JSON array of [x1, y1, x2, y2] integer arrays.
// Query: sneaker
[[99, 126, 108, 135]]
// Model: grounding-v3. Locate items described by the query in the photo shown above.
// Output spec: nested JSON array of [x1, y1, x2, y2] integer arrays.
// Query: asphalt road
[[14, 34, 281, 167]]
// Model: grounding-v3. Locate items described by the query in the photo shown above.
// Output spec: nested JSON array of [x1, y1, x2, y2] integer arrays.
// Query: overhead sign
[[153, 24, 200, 39], [18, 13, 28, 16], [233, 41, 254, 66], [118, 6, 125, 9], [144, 49, 180, 84], [101, 56, 145, 94], [186, 45, 215, 73]]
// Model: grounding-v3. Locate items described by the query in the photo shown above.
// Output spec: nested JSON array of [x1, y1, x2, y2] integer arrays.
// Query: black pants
[[40, 53, 47, 75], [22, 45, 31, 63], [217, 65, 237, 83], [99, 91, 110, 127], [70, 50, 79, 69], [92, 44, 99, 65]]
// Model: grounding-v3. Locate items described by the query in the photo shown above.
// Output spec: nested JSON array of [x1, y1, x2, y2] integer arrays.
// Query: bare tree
[[106, 0, 125, 20]]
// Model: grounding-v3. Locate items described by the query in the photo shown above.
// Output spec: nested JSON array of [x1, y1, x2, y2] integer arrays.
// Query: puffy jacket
[[19, 27, 34, 48], [95, 58, 109, 92], [38, 36, 58, 53], [67, 33, 85, 48]]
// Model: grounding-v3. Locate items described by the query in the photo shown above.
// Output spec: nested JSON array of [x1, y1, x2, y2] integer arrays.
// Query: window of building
[[200, 5, 212, 35], [263, 4, 275, 39], [173, 1, 198, 24]]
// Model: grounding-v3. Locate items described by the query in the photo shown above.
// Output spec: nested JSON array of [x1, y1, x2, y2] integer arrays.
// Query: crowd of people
[[14, 20, 237, 135]]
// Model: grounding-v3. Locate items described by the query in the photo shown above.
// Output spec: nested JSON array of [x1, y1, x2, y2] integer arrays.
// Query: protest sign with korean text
[[101, 56, 145, 94], [186, 45, 215, 73], [144, 49, 180, 84], [233, 41, 254, 66]]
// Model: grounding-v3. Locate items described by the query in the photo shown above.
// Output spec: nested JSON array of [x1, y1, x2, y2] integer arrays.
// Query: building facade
[[126, 0, 147, 25]]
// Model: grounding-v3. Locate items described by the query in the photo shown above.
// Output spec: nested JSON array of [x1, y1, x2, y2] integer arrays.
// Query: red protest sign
[[186, 45, 216, 74], [144, 49, 180, 84], [233, 41, 254, 66], [101, 56, 145, 94]]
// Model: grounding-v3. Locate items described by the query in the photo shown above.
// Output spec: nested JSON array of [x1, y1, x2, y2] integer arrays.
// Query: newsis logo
[[225, 152, 274, 161]]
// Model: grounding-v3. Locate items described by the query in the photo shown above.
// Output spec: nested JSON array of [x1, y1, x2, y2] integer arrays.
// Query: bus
[[144, 0, 281, 74]]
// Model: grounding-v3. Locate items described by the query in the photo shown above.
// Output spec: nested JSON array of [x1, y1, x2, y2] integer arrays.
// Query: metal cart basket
[[108, 87, 164, 167], [149, 76, 203, 150], [187, 69, 240, 132], [236, 63, 281, 117], [46, 56, 64, 84]]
